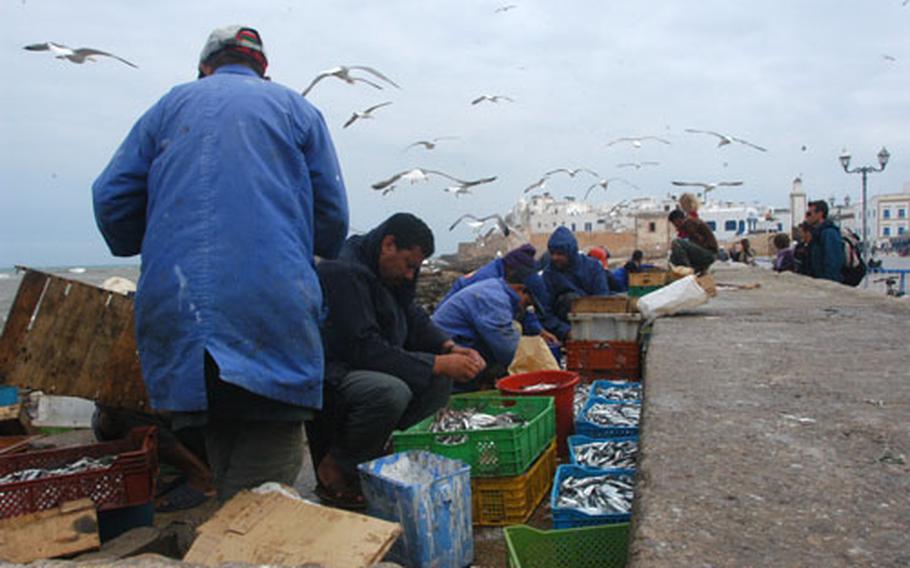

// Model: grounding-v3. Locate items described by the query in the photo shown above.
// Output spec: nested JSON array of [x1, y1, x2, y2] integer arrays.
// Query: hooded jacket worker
[[433, 267, 535, 389], [441, 244, 560, 343], [542, 227, 610, 339], [92, 25, 349, 502], [313, 213, 485, 508]]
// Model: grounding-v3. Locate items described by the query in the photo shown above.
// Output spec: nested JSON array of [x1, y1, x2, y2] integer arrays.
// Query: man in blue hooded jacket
[[432, 267, 535, 389], [92, 25, 349, 501], [440, 244, 560, 343], [542, 227, 610, 339]]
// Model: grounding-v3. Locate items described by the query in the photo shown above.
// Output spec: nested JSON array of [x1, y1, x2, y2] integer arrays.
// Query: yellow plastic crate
[[471, 440, 556, 526]]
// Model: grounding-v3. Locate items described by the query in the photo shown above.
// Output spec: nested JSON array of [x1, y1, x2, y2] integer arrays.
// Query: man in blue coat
[[432, 268, 535, 390], [314, 213, 485, 508], [92, 26, 349, 501], [441, 244, 559, 343], [805, 200, 845, 283], [542, 227, 610, 339]]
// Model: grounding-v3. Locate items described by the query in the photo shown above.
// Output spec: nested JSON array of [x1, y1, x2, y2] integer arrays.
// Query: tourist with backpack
[[805, 200, 845, 283]]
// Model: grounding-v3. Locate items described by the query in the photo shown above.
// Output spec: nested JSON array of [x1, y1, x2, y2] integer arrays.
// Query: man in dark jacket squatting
[[312, 213, 485, 508]]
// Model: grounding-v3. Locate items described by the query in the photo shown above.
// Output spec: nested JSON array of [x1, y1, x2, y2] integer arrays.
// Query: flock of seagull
[[20, 7, 787, 240]]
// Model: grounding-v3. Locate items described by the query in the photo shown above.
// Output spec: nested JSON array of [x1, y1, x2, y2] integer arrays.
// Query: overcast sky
[[1, 0, 908, 267]]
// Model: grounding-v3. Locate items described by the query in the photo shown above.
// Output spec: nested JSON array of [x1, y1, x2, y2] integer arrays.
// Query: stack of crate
[[565, 297, 642, 382], [392, 394, 557, 527]]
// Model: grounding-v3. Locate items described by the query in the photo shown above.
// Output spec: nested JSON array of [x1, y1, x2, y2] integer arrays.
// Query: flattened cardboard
[[0, 498, 99, 563], [184, 491, 401, 568]]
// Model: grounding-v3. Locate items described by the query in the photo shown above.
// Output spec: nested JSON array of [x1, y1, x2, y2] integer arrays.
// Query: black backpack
[[841, 229, 866, 287]]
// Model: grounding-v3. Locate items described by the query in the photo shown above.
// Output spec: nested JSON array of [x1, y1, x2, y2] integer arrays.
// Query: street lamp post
[[838, 147, 890, 263]]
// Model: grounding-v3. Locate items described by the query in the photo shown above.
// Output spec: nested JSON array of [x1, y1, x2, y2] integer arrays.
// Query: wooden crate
[[628, 271, 669, 287], [570, 296, 630, 314], [0, 268, 148, 411]]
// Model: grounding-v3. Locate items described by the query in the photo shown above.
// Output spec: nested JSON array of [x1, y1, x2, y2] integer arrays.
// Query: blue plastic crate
[[590, 380, 642, 403], [0, 386, 18, 407], [575, 397, 640, 438], [568, 434, 639, 470], [550, 464, 636, 529], [358, 451, 473, 568]]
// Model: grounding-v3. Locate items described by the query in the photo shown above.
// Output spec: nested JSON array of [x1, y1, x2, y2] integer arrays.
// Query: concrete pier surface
[[629, 265, 910, 567]]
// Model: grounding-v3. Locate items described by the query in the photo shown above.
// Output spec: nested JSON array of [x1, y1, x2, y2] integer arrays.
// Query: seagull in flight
[[23, 42, 137, 68], [523, 176, 549, 194], [617, 161, 660, 169], [471, 95, 514, 105], [449, 213, 512, 236], [605, 136, 671, 148], [545, 167, 600, 178], [443, 175, 498, 197], [583, 177, 640, 200], [302, 65, 400, 97], [671, 180, 744, 196], [494, 4, 518, 13], [343, 101, 392, 128], [405, 137, 459, 151], [882, 54, 897, 62], [684, 129, 767, 152], [372, 168, 496, 193]]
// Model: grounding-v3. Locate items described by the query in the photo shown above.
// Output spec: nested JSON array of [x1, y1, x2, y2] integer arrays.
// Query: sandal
[[156, 481, 212, 512], [314, 482, 367, 511]]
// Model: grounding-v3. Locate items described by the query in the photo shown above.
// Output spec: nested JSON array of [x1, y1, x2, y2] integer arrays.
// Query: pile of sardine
[[0, 456, 115, 485], [584, 402, 640, 427], [520, 382, 559, 392], [430, 407, 525, 445], [594, 383, 641, 402], [556, 474, 635, 515], [574, 440, 638, 469], [573, 383, 592, 416]]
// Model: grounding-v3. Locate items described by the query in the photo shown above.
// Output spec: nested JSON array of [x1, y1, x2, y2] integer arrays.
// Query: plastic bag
[[637, 275, 709, 321], [508, 335, 560, 375]]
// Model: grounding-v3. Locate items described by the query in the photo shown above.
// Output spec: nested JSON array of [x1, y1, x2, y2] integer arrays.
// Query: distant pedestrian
[[772, 233, 796, 272], [805, 200, 845, 283], [731, 238, 756, 265], [794, 222, 812, 275], [623, 250, 644, 273], [668, 209, 718, 274]]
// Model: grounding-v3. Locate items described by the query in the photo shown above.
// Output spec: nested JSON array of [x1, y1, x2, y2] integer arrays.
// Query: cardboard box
[[184, 489, 401, 568]]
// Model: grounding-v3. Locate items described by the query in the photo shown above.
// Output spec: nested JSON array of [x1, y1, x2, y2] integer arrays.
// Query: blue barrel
[[358, 451, 473, 568]]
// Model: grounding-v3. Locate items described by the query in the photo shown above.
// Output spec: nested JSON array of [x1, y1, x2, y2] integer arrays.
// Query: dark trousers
[[670, 239, 717, 273], [314, 370, 452, 476], [195, 352, 306, 502]]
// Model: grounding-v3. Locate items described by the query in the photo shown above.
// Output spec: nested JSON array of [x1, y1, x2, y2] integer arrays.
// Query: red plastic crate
[[0, 427, 157, 519], [566, 341, 641, 381]]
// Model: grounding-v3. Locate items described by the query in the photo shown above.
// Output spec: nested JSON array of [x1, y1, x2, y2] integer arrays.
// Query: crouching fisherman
[[310, 213, 485, 509]]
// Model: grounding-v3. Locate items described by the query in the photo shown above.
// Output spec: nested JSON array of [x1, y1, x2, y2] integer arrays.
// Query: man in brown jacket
[[668, 209, 718, 274]]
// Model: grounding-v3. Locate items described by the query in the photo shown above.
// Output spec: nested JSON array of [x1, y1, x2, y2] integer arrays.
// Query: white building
[[698, 201, 762, 242], [876, 185, 910, 240]]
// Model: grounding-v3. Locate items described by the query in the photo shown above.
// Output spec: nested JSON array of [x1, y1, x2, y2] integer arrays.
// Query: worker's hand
[[450, 345, 486, 368], [433, 353, 486, 383], [540, 330, 560, 346]]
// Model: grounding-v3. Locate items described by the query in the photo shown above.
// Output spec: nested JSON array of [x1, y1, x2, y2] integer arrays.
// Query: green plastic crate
[[392, 395, 555, 477], [504, 523, 629, 568], [628, 285, 662, 297]]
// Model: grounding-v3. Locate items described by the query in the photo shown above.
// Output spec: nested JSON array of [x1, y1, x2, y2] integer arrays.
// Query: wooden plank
[[184, 490, 401, 568], [0, 498, 99, 563], [0, 268, 148, 410]]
